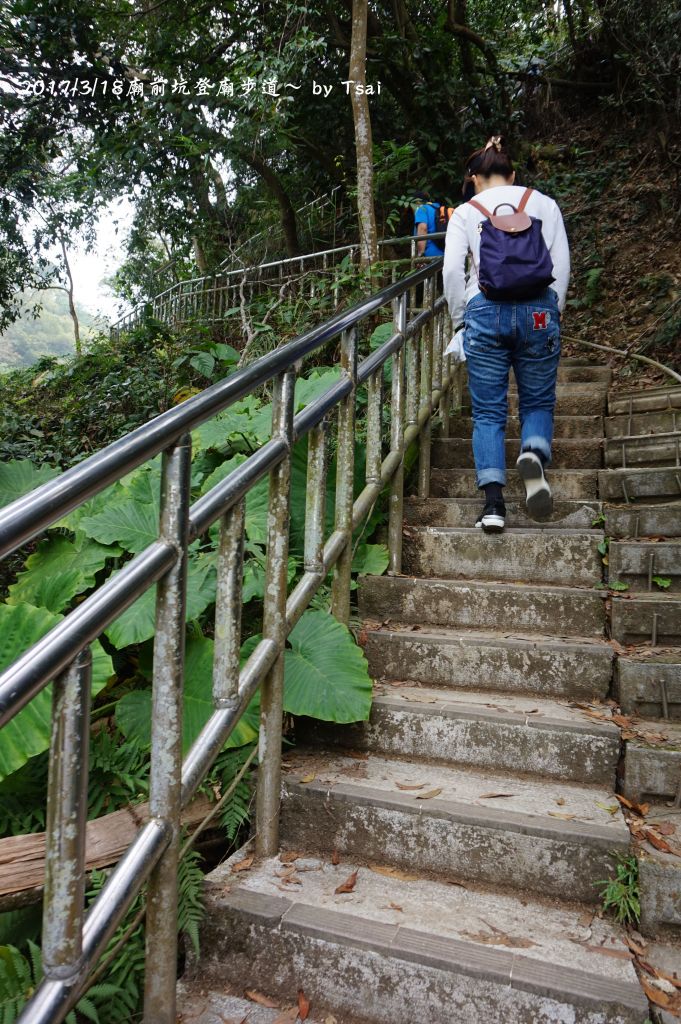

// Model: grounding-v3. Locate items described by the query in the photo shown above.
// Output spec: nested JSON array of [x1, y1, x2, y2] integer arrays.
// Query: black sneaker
[[475, 500, 506, 533], [516, 450, 553, 520]]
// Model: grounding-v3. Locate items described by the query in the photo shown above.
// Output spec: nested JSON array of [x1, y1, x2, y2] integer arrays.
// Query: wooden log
[[0, 795, 214, 903]]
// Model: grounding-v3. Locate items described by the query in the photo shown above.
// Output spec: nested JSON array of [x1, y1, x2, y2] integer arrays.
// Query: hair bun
[[485, 135, 504, 153]]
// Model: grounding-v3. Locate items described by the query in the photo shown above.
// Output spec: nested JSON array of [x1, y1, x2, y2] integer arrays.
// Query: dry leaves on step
[[244, 989, 280, 1007], [652, 821, 677, 836], [331, 849, 340, 865], [462, 928, 536, 949], [395, 781, 426, 791], [300, 773, 316, 784], [231, 855, 254, 873], [388, 902, 404, 912], [280, 851, 303, 864], [555, 797, 566, 806], [273, 1009, 298, 1024], [370, 865, 420, 882], [548, 812, 577, 820], [581, 943, 631, 961], [478, 792, 514, 800], [334, 870, 358, 894], [644, 828, 677, 854], [615, 793, 650, 816], [347, 750, 369, 760], [415, 788, 442, 800], [640, 976, 681, 1012], [297, 989, 311, 1020]]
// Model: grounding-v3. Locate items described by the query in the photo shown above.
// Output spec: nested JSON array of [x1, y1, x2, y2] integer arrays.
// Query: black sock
[[483, 482, 504, 504]]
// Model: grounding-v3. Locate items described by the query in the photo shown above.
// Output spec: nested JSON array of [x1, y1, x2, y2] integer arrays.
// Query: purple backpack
[[468, 187, 555, 301]]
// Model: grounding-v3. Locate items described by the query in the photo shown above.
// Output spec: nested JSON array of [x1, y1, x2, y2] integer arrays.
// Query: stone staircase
[[179, 363, 681, 1024]]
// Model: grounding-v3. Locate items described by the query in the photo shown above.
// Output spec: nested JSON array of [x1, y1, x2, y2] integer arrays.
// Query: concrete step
[[639, 846, 681, 938], [554, 364, 612, 384], [191, 854, 646, 1024], [608, 385, 681, 416], [461, 389, 607, 416], [617, 654, 681, 719], [430, 467, 599, 500], [622, 718, 681, 803], [449, 414, 604, 439], [599, 467, 681, 503], [279, 750, 629, 903], [432, 437, 603, 470], [358, 575, 607, 637], [296, 684, 620, 785], [609, 540, 681, 591], [176, 985, 330, 1024], [606, 408, 681, 438], [404, 496, 602, 530], [611, 593, 681, 646], [402, 527, 603, 587], [604, 433, 681, 468], [361, 627, 613, 701], [605, 501, 681, 539]]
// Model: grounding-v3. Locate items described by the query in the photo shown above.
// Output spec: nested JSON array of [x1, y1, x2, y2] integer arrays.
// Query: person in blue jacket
[[412, 190, 445, 305]]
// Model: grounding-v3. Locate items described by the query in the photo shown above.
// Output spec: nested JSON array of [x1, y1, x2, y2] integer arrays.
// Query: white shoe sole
[[516, 452, 553, 520], [476, 513, 505, 533]]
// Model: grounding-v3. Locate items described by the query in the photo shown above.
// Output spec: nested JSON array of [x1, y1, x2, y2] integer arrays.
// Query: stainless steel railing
[[0, 259, 458, 1024], [108, 232, 445, 341]]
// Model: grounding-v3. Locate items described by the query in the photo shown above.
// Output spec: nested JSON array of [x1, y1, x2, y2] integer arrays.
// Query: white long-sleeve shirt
[[442, 184, 571, 327]]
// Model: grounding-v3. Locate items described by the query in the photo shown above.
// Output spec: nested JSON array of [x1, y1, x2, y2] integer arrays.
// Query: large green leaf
[[8, 536, 120, 613], [192, 395, 264, 453], [283, 610, 372, 723], [351, 543, 389, 576], [105, 552, 217, 648], [79, 497, 159, 553], [0, 460, 61, 510], [116, 635, 260, 753], [0, 604, 113, 781]]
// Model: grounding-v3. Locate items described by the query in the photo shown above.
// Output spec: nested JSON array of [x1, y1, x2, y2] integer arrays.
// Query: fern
[[87, 727, 149, 819], [0, 755, 48, 838], [0, 906, 42, 949], [177, 846, 206, 958], [204, 744, 256, 844]]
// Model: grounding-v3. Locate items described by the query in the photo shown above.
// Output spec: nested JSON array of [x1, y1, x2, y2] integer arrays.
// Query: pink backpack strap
[[467, 198, 492, 218], [517, 187, 534, 212]]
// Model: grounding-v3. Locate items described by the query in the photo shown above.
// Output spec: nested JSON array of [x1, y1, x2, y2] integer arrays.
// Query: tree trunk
[[239, 151, 301, 258], [349, 0, 378, 269], [59, 236, 81, 356]]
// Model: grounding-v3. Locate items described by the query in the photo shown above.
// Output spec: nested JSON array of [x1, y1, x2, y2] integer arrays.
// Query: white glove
[[444, 327, 466, 363]]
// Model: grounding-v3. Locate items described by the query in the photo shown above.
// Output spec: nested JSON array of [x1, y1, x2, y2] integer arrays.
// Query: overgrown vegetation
[[597, 854, 641, 925]]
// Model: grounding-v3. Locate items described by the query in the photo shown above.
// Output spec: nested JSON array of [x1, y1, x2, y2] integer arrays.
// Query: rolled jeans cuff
[[522, 435, 552, 465], [476, 467, 507, 487]]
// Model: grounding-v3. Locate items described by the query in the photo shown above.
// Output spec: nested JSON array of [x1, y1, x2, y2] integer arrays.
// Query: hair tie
[[485, 136, 502, 152]]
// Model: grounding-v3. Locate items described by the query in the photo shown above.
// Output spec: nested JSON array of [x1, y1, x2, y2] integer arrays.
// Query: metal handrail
[[1, 259, 458, 1024]]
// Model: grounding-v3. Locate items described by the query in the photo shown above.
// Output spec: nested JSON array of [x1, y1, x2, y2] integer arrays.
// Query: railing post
[[305, 421, 328, 574], [42, 647, 92, 980], [331, 326, 358, 625], [255, 370, 296, 858], [418, 276, 434, 498], [439, 305, 454, 437], [143, 433, 192, 1024], [366, 369, 383, 486], [213, 498, 246, 706], [388, 294, 407, 574]]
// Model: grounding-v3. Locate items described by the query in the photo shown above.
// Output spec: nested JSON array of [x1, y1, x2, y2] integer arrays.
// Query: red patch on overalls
[[532, 311, 550, 330]]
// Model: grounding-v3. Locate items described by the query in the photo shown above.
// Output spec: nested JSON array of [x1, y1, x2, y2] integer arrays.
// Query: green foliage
[[0, 460, 61, 510], [283, 610, 373, 723], [207, 744, 257, 843], [597, 854, 641, 925], [0, 603, 113, 781], [8, 536, 119, 613], [652, 575, 672, 590], [608, 580, 630, 592], [177, 846, 206, 958], [87, 727, 149, 818], [0, 940, 121, 1024]]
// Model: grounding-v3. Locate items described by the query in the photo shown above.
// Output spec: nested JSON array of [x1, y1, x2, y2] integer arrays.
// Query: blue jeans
[[462, 288, 561, 487]]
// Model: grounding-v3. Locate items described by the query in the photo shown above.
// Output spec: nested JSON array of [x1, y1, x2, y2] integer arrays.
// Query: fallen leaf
[[324, 1017, 338, 1024], [415, 788, 442, 800], [612, 714, 633, 728], [582, 944, 632, 960], [370, 865, 420, 882], [478, 792, 514, 799], [615, 794, 650, 815], [548, 812, 577, 820], [555, 797, 566, 806], [400, 693, 438, 703], [347, 750, 369, 760], [331, 849, 340, 865], [462, 929, 536, 949], [232, 855, 254, 873], [297, 989, 310, 1020], [395, 781, 426, 791], [278, 874, 302, 886], [625, 936, 647, 957], [276, 865, 297, 878], [644, 829, 675, 854], [389, 902, 404, 912], [300, 773, 316, 784], [641, 977, 672, 1008], [279, 851, 303, 864], [335, 870, 358, 894], [245, 990, 279, 1007], [653, 821, 677, 836], [596, 802, 620, 815]]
